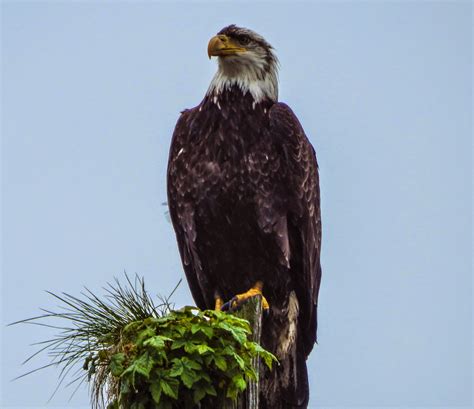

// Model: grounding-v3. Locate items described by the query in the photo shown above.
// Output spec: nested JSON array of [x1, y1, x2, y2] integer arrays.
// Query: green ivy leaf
[[143, 335, 173, 349], [169, 358, 184, 377], [180, 368, 197, 389], [122, 352, 153, 380], [170, 339, 187, 350], [109, 353, 126, 377], [190, 323, 202, 334], [135, 327, 156, 346], [184, 341, 197, 354], [217, 321, 247, 344], [181, 306, 200, 314], [161, 377, 179, 400], [244, 366, 258, 381], [232, 352, 246, 370], [175, 324, 188, 336], [193, 386, 207, 404], [190, 322, 214, 339], [226, 384, 239, 401], [232, 374, 247, 392], [200, 325, 214, 339], [169, 357, 201, 388], [196, 344, 215, 355], [182, 357, 202, 371], [259, 349, 278, 369], [200, 382, 217, 397], [150, 382, 162, 403], [198, 370, 211, 383], [213, 355, 227, 371]]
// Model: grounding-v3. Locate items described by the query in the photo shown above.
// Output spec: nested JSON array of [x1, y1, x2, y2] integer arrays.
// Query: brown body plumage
[[167, 25, 321, 408]]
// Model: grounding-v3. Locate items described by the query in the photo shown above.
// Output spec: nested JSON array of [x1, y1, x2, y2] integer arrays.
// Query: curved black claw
[[221, 294, 270, 314], [221, 297, 239, 312]]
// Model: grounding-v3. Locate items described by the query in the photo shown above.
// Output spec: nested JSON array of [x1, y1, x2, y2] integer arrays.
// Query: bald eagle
[[167, 25, 321, 408]]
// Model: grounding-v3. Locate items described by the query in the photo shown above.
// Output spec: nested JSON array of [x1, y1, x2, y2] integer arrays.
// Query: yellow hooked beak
[[207, 34, 247, 59]]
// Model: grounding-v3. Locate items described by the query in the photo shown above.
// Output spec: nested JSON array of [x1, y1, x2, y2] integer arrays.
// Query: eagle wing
[[269, 102, 322, 354], [167, 109, 208, 310]]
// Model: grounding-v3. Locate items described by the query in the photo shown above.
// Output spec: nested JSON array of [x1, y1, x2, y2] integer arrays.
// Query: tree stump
[[224, 296, 263, 409]]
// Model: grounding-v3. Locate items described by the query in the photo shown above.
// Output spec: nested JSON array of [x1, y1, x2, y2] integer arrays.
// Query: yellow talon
[[215, 297, 224, 311], [226, 281, 270, 311]]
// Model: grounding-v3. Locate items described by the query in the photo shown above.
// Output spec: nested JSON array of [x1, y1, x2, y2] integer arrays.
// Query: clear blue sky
[[1, 2, 472, 408]]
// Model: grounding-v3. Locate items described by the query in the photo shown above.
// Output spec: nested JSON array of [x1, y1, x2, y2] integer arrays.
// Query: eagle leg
[[214, 296, 224, 311], [221, 281, 270, 312], [213, 290, 224, 311]]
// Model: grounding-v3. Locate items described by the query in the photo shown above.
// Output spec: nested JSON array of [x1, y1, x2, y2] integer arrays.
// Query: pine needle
[[9, 273, 179, 408]]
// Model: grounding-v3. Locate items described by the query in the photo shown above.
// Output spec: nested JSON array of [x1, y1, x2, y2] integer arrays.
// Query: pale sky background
[[1, 1, 472, 408]]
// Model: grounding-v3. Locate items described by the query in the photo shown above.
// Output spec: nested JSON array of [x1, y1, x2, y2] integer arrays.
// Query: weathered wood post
[[224, 296, 263, 409]]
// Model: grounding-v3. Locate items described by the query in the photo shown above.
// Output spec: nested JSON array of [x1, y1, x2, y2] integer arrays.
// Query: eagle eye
[[239, 35, 251, 45]]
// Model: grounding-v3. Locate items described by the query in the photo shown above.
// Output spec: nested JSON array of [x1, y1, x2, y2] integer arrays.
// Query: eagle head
[[207, 25, 279, 103]]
